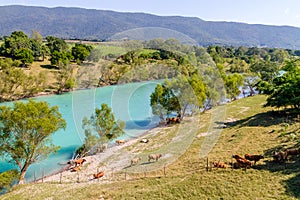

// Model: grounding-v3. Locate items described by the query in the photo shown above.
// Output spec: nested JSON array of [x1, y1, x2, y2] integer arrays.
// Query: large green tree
[[262, 61, 300, 109], [0, 100, 66, 184], [0, 31, 32, 58], [150, 74, 206, 120], [71, 43, 93, 63]]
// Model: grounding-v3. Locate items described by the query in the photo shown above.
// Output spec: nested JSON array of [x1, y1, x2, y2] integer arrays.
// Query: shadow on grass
[[223, 110, 299, 128], [283, 173, 300, 198], [41, 64, 59, 70], [252, 144, 300, 198]]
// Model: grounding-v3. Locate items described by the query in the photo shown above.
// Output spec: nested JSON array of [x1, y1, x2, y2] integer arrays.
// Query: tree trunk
[[18, 170, 27, 184], [18, 163, 29, 185]]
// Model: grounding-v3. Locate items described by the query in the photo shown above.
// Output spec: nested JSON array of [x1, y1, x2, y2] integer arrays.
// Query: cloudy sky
[[1, 0, 300, 27]]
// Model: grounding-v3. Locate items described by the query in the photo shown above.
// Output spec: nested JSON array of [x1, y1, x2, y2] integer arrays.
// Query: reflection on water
[[0, 81, 159, 182]]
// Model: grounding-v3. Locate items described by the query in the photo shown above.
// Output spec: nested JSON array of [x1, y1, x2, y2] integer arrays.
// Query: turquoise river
[[0, 81, 160, 182]]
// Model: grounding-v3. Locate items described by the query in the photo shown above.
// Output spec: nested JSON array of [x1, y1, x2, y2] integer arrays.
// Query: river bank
[[39, 123, 165, 184]]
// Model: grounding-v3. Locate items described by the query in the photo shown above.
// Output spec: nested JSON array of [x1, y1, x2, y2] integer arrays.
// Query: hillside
[[2, 95, 300, 199], [1, 5, 300, 49]]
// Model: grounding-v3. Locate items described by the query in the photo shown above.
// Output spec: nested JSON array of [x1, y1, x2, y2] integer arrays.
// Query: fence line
[[34, 158, 219, 184]]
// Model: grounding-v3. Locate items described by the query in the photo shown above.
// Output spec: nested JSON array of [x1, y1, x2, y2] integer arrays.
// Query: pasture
[[2, 95, 300, 200]]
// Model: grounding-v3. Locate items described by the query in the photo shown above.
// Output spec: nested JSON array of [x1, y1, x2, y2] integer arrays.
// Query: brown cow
[[116, 140, 125, 145], [232, 154, 244, 160], [148, 153, 162, 162], [131, 157, 141, 166], [74, 158, 86, 167], [71, 166, 81, 172], [273, 151, 287, 163], [212, 161, 230, 168], [232, 154, 252, 168], [286, 148, 300, 156], [244, 154, 264, 165], [166, 117, 180, 125], [93, 171, 104, 179]]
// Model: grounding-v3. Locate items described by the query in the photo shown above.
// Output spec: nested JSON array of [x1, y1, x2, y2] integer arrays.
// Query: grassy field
[[2, 95, 300, 200]]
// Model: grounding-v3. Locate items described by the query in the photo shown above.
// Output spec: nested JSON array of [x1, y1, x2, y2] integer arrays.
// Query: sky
[[1, 0, 300, 28]]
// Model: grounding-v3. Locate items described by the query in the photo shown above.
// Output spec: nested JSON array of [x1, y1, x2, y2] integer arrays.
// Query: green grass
[[2, 95, 300, 200]]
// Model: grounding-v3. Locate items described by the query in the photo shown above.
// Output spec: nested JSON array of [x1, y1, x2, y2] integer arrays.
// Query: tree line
[[0, 31, 93, 101]]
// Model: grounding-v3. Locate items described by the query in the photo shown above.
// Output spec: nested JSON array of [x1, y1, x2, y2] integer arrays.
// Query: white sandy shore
[[40, 125, 163, 184]]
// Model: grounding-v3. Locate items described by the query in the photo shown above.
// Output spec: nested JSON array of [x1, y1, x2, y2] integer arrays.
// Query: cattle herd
[[66, 153, 163, 180], [213, 148, 300, 170]]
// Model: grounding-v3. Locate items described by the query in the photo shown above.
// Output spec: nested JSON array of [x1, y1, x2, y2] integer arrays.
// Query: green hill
[[1, 5, 300, 49]]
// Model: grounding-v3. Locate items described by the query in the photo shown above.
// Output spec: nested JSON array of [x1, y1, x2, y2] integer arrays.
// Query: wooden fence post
[[206, 158, 209, 172], [164, 164, 166, 177], [77, 172, 80, 183], [125, 172, 127, 180], [34, 171, 36, 183], [60, 172, 62, 184], [42, 168, 44, 183]]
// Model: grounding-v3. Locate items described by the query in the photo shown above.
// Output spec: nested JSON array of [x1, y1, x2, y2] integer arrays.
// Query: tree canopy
[[261, 60, 300, 110], [0, 100, 66, 184], [81, 103, 125, 155]]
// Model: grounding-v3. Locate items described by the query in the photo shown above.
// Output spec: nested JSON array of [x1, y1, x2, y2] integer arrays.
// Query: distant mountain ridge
[[1, 5, 300, 49]]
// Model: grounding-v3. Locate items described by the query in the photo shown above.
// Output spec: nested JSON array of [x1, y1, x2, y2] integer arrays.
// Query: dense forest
[[1, 5, 300, 49]]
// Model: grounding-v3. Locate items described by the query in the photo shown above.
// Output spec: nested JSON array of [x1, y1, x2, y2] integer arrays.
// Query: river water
[[0, 81, 160, 182]]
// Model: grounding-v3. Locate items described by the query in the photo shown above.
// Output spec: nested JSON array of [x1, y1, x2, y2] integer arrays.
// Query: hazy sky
[[1, 0, 300, 27]]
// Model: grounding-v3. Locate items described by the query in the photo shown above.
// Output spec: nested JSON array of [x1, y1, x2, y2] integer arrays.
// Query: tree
[[0, 100, 66, 184], [150, 84, 178, 121], [0, 170, 19, 191], [45, 36, 67, 54], [150, 75, 206, 120], [55, 61, 75, 94], [165, 75, 205, 116], [250, 60, 279, 82], [0, 58, 46, 101], [30, 30, 43, 44], [71, 43, 93, 63], [14, 48, 34, 65], [224, 73, 244, 100], [263, 61, 300, 109], [82, 103, 125, 149], [50, 51, 73, 66], [0, 31, 31, 58]]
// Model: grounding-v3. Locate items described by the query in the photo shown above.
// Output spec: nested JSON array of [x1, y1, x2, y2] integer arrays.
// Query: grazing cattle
[[286, 148, 300, 156], [232, 154, 252, 168], [166, 117, 180, 125], [232, 154, 244, 160], [148, 153, 162, 162], [71, 166, 81, 172], [244, 154, 264, 165], [131, 157, 141, 166], [212, 161, 230, 168], [93, 171, 104, 179], [116, 140, 125, 145], [74, 158, 86, 167], [273, 151, 287, 163]]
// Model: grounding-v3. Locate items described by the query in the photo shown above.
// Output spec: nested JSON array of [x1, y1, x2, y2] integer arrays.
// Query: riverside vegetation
[[0, 31, 300, 199]]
